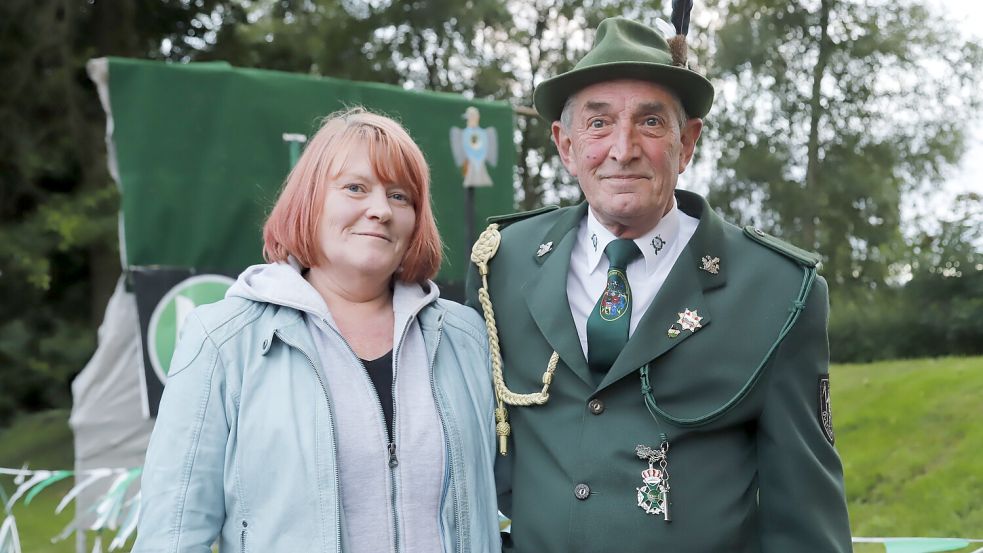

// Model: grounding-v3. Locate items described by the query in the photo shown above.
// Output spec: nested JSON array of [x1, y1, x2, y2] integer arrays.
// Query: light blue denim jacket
[[134, 286, 500, 553]]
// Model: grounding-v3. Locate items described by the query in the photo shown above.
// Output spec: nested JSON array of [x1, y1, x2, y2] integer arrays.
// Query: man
[[466, 14, 852, 553]]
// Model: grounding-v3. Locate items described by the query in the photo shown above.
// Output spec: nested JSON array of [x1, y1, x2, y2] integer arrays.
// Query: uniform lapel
[[598, 191, 728, 391], [521, 203, 594, 388]]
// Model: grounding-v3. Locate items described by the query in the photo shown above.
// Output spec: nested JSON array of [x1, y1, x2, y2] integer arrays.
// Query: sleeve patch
[[818, 374, 835, 445]]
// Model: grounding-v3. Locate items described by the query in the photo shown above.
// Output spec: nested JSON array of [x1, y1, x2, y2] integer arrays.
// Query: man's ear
[[552, 121, 578, 177], [678, 118, 704, 174]]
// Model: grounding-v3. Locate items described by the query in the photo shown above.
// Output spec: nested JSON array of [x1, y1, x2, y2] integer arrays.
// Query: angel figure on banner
[[450, 106, 497, 187]]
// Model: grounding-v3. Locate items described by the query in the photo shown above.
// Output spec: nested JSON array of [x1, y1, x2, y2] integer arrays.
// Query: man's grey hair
[[559, 95, 577, 130], [558, 85, 689, 131]]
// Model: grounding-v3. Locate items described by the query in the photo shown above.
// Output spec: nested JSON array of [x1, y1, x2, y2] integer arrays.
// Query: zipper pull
[[388, 442, 398, 468]]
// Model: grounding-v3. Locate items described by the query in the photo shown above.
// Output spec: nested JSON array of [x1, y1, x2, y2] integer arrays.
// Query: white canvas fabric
[[69, 276, 153, 552]]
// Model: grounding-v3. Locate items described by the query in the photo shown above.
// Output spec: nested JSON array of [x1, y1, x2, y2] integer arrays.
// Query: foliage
[[480, 0, 658, 209], [703, 0, 983, 292], [829, 193, 983, 362], [0, 0, 241, 426], [828, 274, 983, 363], [2, 0, 981, 425], [204, 0, 682, 209], [2, 0, 669, 425]]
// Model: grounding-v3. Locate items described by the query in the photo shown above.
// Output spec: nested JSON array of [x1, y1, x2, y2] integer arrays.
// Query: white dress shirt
[[566, 199, 700, 358]]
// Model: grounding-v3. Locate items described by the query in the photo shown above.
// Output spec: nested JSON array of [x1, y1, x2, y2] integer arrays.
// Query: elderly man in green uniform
[[466, 10, 852, 553]]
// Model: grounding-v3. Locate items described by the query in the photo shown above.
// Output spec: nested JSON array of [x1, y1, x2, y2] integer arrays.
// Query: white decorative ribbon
[[0, 466, 142, 553]]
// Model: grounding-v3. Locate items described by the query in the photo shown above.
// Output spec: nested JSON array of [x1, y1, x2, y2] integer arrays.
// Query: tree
[[827, 192, 983, 362], [0, 0, 240, 426], [703, 0, 982, 291], [0, 0, 593, 423], [206, 0, 675, 210], [904, 192, 983, 355], [477, 0, 682, 209]]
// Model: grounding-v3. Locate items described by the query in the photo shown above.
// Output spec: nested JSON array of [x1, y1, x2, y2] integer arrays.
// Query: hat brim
[[533, 61, 715, 122]]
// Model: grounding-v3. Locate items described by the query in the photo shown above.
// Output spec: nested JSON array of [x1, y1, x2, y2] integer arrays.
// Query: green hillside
[[834, 356, 983, 552], [2, 358, 982, 552]]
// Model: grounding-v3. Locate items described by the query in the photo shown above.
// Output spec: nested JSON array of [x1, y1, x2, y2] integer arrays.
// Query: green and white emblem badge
[[637, 466, 667, 512], [147, 274, 234, 383], [635, 443, 672, 522], [819, 374, 835, 445]]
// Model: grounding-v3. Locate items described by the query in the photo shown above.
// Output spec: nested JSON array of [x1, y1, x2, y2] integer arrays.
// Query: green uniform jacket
[[466, 190, 851, 553]]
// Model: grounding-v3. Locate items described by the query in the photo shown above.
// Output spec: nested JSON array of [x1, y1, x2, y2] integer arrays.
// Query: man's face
[[552, 80, 703, 238]]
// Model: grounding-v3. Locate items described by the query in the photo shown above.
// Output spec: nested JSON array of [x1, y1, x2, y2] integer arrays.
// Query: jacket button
[[574, 483, 591, 500], [587, 398, 605, 415]]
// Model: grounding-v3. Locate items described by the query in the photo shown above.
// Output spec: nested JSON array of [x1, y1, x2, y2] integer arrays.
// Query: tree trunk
[[518, 7, 550, 211], [83, 0, 137, 323], [804, 0, 832, 251]]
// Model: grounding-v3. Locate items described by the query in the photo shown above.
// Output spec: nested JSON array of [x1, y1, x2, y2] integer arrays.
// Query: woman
[[134, 107, 500, 553]]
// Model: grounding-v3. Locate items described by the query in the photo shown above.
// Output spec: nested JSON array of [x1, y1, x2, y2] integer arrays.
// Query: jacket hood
[[226, 259, 440, 325]]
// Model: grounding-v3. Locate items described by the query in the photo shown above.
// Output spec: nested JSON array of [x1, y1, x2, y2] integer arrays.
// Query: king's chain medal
[[635, 442, 672, 522]]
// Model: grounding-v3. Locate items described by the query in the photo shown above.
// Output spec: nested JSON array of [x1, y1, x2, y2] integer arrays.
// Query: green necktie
[[587, 239, 641, 376]]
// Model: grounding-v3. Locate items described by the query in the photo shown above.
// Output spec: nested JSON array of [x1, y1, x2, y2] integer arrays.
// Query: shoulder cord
[[472, 227, 818, 445], [471, 223, 559, 455], [640, 266, 818, 428]]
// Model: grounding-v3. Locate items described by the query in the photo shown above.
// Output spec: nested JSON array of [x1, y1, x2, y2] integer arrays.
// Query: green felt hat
[[533, 17, 714, 122]]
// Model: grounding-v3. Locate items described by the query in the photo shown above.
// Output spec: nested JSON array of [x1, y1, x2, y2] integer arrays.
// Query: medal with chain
[[634, 437, 672, 522]]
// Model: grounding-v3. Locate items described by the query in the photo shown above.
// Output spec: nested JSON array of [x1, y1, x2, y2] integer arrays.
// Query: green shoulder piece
[[487, 205, 558, 228], [743, 226, 821, 268]]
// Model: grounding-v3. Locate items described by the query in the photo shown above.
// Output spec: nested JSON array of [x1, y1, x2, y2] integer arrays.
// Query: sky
[[684, 0, 982, 240], [948, 0, 982, 185], [918, 0, 982, 230]]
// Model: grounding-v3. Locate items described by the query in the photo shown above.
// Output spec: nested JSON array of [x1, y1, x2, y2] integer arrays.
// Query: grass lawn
[[0, 409, 76, 553], [833, 356, 983, 552], [2, 357, 982, 552]]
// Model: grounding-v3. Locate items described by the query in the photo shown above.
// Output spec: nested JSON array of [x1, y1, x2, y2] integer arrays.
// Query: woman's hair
[[262, 106, 442, 284]]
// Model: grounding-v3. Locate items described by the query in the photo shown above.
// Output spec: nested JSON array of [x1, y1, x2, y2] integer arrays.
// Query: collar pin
[[701, 255, 720, 275], [651, 236, 665, 255]]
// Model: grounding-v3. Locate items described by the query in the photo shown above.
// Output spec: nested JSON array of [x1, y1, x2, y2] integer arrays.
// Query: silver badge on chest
[[635, 443, 672, 522]]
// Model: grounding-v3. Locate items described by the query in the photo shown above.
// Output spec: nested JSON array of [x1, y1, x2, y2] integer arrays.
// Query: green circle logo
[[148, 275, 234, 383]]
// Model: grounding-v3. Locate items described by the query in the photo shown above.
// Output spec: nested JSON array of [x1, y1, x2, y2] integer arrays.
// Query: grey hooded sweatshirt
[[227, 261, 444, 553]]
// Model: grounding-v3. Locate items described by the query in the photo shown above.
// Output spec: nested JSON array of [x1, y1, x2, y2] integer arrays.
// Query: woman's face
[[316, 152, 416, 282]]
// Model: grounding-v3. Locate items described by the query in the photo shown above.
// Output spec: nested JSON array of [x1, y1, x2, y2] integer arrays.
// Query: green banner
[[96, 57, 515, 285]]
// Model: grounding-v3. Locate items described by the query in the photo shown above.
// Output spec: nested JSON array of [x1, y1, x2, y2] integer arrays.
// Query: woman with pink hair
[[134, 107, 500, 553]]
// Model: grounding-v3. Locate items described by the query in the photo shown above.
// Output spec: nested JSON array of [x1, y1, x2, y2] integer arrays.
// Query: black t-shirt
[[360, 350, 394, 443]]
